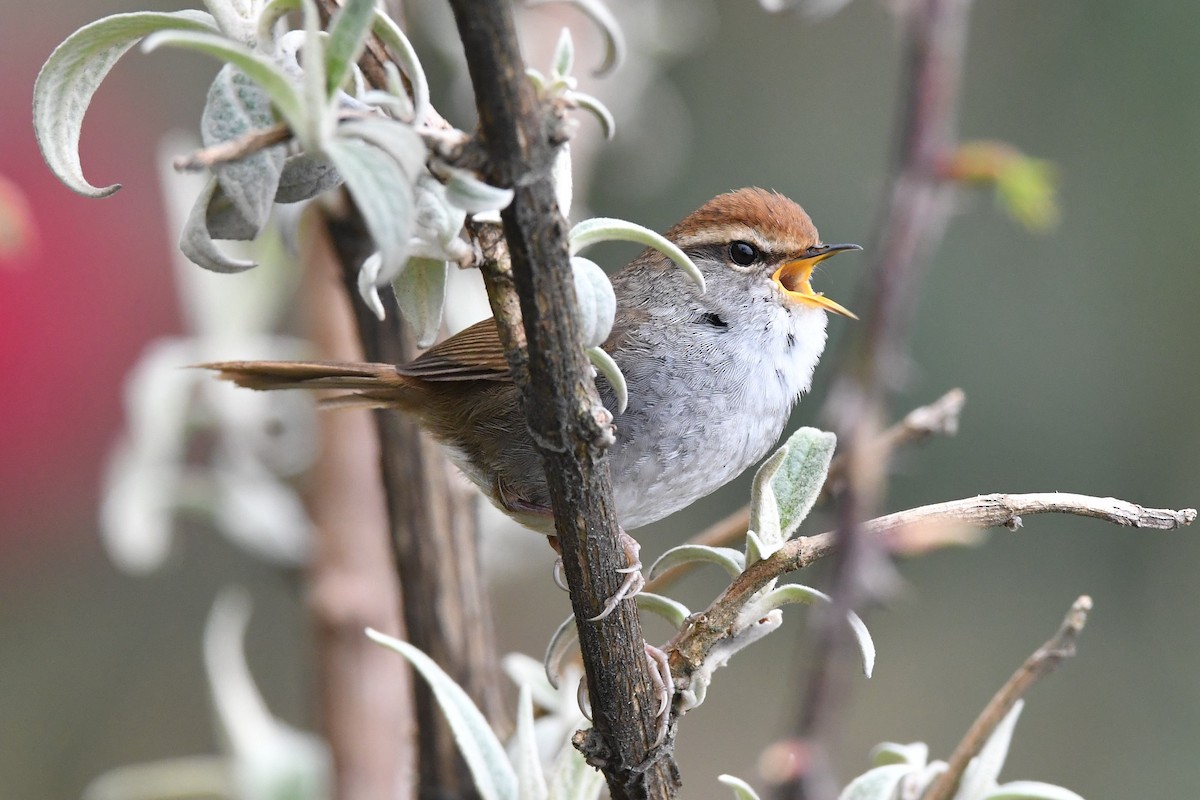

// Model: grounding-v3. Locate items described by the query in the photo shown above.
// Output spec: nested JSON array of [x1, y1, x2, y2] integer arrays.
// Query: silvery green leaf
[[757, 585, 875, 678], [647, 544, 745, 581], [367, 629, 518, 800], [588, 347, 627, 415], [837, 764, 914, 800], [635, 592, 691, 630], [256, 0, 301, 47], [547, 740, 605, 800], [571, 91, 615, 140], [204, 181, 260, 241], [984, 781, 1085, 800], [100, 441, 180, 574], [551, 27, 574, 79], [571, 256, 615, 348], [202, 0, 257, 43], [33, 10, 217, 198], [747, 445, 787, 558], [569, 217, 704, 292], [544, 615, 578, 690], [357, 252, 387, 320], [681, 609, 782, 711], [870, 741, 928, 769], [412, 176, 468, 252], [552, 144, 573, 218], [275, 152, 342, 203], [142, 30, 307, 136], [299, 0, 333, 146], [182, 177, 258, 272], [527, 0, 625, 77], [324, 133, 417, 283], [749, 427, 837, 550], [956, 701, 1023, 800], [526, 68, 547, 93], [442, 167, 515, 214], [371, 9, 430, 124], [744, 530, 769, 568], [202, 64, 285, 230], [337, 117, 426, 181], [718, 774, 762, 800], [513, 685, 549, 800], [324, 0, 375, 97], [393, 257, 447, 348]]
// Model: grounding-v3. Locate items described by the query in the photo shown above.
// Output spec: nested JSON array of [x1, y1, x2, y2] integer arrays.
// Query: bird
[[206, 187, 859, 541]]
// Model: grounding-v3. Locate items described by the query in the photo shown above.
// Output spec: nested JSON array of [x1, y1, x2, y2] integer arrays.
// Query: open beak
[[772, 243, 862, 319]]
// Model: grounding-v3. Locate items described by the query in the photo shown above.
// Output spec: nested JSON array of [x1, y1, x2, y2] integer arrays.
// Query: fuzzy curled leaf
[[513, 685, 548, 800], [324, 0, 376, 97], [571, 256, 615, 349], [202, 64, 285, 232], [527, 0, 626, 77], [323, 133, 418, 286], [442, 168, 515, 214], [181, 177, 257, 272], [870, 741, 928, 769], [757, 584, 875, 678], [393, 257, 447, 348], [634, 592, 691, 630], [647, 545, 745, 581], [370, 10, 430, 124], [34, 10, 217, 197], [569, 217, 704, 292], [544, 615, 578, 690], [718, 775, 762, 800], [984, 781, 1085, 800], [588, 347, 627, 414], [205, 182, 262, 241], [571, 91, 616, 140], [748, 427, 836, 559], [836, 764, 914, 800], [142, 30, 306, 135], [275, 152, 342, 203], [367, 629, 517, 800]]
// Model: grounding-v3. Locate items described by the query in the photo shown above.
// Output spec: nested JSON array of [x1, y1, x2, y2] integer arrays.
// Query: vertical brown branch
[[321, 204, 504, 800], [447, 1, 680, 798], [302, 224, 414, 800]]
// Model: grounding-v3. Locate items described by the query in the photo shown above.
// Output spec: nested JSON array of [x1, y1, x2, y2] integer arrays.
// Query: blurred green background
[[2, 0, 1198, 798]]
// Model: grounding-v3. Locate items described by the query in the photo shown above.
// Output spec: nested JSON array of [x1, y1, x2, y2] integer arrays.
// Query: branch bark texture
[[447, 1, 678, 798]]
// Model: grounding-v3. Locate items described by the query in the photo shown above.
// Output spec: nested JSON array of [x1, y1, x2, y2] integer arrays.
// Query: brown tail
[[201, 360, 412, 409]]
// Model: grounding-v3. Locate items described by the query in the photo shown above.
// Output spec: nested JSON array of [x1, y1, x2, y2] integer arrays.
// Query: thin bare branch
[[173, 122, 292, 171], [668, 493, 1193, 682], [921, 596, 1095, 800]]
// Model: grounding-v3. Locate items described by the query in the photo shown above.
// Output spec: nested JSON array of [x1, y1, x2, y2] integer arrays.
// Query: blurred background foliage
[[2, 0, 1198, 798]]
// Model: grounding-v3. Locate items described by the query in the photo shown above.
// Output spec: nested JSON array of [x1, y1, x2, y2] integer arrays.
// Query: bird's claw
[[645, 642, 674, 746], [587, 530, 644, 622]]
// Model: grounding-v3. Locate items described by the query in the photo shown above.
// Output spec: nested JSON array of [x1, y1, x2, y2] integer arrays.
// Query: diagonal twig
[[921, 595, 1095, 800]]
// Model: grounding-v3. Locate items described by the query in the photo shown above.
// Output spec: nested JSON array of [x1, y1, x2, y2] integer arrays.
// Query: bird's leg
[[644, 641, 674, 746], [588, 529, 645, 621]]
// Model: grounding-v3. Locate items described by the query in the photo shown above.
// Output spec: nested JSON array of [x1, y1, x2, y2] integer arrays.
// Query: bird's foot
[[645, 642, 674, 746], [588, 529, 644, 622]]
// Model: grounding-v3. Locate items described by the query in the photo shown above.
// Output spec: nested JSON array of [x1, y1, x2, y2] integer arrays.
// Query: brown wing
[[398, 317, 512, 382]]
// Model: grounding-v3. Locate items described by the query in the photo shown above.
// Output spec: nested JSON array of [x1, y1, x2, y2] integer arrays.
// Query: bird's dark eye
[[728, 240, 759, 266]]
